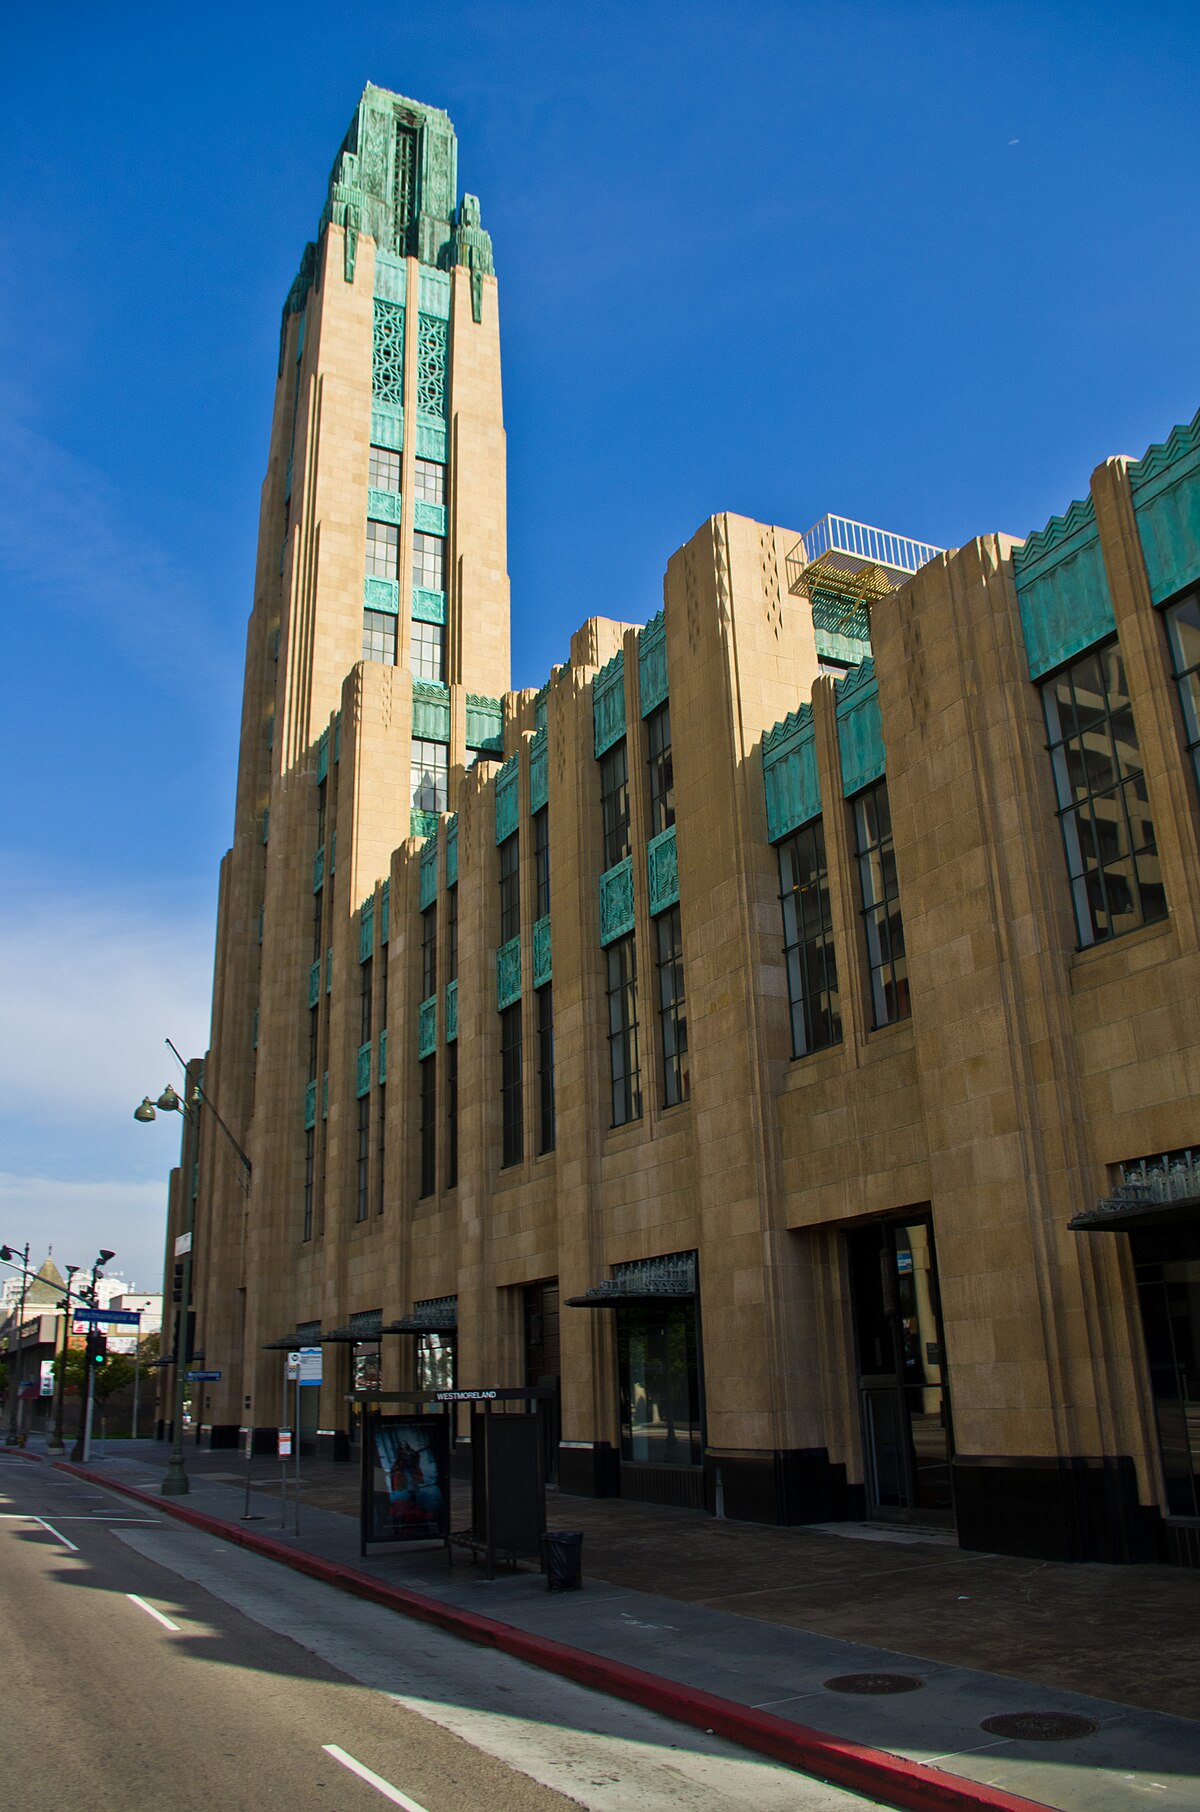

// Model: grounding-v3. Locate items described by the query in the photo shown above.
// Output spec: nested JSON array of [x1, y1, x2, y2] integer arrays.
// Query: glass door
[[847, 1217, 953, 1521], [1131, 1227, 1200, 1517]]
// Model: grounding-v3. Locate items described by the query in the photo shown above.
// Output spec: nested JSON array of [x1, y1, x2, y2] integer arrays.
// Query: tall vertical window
[[369, 444, 401, 492], [447, 884, 458, 980], [419, 1056, 437, 1198], [375, 1088, 386, 1216], [365, 518, 399, 578], [413, 458, 445, 505], [413, 532, 445, 592], [501, 1003, 524, 1166], [379, 940, 389, 1032], [534, 807, 550, 918], [360, 956, 373, 1046], [411, 740, 448, 813], [421, 905, 438, 1000], [411, 618, 445, 681], [778, 819, 841, 1057], [308, 1007, 319, 1082], [646, 703, 675, 837], [356, 1096, 370, 1222], [445, 1040, 458, 1188], [362, 610, 396, 665], [655, 906, 689, 1107], [302, 1127, 315, 1242], [853, 780, 909, 1028], [499, 832, 520, 943], [1042, 642, 1166, 947], [1163, 588, 1200, 800], [316, 778, 327, 855], [537, 984, 556, 1154], [606, 934, 642, 1126], [600, 740, 631, 869]]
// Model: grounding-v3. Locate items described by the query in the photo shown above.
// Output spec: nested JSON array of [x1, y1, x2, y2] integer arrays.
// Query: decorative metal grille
[[497, 935, 522, 1010], [495, 755, 519, 844], [445, 977, 458, 1041], [372, 299, 405, 405], [392, 123, 417, 253], [356, 1041, 372, 1098], [304, 1080, 317, 1131], [308, 960, 320, 1008], [418, 995, 438, 1059], [532, 914, 552, 988], [599, 856, 635, 947], [378, 1027, 387, 1086], [647, 826, 679, 916], [417, 314, 448, 417]]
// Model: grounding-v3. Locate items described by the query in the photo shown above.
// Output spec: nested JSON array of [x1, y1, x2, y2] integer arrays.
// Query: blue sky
[[3, 0, 1199, 1286]]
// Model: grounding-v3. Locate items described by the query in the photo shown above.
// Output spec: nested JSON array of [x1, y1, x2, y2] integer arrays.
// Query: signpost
[[280, 1348, 319, 1534]]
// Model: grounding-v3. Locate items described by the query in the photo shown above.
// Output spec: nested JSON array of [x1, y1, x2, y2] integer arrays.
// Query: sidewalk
[[21, 1436, 1200, 1812]]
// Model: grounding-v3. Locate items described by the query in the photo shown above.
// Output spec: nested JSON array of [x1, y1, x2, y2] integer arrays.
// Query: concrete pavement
[[14, 1436, 1200, 1812]]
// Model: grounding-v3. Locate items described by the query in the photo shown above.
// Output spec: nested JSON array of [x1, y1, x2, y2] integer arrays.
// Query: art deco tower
[[178, 86, 510, 1440]]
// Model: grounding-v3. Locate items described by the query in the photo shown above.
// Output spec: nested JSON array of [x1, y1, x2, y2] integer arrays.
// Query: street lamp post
[[70, 1251, 116, 1463], [1, 1241, 32, 1445], [47, 1264, 79, 1454]]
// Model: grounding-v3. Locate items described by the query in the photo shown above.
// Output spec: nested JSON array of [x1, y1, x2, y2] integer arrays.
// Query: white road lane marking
[[34, 1517, 78, 1550], [127, 1593, 182, 1631], [321, 1744, 430, 1810]]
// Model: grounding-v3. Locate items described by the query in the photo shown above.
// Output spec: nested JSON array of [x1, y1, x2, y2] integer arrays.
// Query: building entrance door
[[847, 1218, 953, 1523], [1131, 1225, 1200, 1517]]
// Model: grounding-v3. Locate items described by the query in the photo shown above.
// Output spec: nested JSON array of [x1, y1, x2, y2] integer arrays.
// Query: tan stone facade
[[164, 86, 1200, 1566]]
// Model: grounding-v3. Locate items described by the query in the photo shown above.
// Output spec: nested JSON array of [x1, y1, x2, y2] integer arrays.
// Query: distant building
[[166, 83, 1200, 1568]]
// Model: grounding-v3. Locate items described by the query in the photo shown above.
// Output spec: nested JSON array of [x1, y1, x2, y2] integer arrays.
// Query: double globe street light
[[135, 1047, 251, 1497]]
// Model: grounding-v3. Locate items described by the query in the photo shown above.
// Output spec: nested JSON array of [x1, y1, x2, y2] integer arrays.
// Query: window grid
[[362, 610, 396, 665], [600, 740, 631, 870], [445, 1039, 458, 1188], [356, 1096, 370, 1222], [419, 1055, 436, 1198], [447, 884, 458, 981], [413, 531, 446, 592], [412, 618, 445, 682], [655, 905, 690, 1107], [375, 1089, 386, 1216], [1042, 641, 1166, 947], [369, 444, 401, 493], [778, 819, 842, 1058], [501, 1003, 524, 1167], [411, 740, 448, 813], [853, 780, 910, 1029], [302, 1127, 314, 1241], [647, 703, 675, 837], [414, 458, 446, 504], [1164, 588, 1200, 800], [537, 983, 556, 1154], [421, 905, 438, 1000], [499, 832, 520, 944], [606, 934, 642, 1127], [365, 519, 399, 579], [534, 807, 550, 919], [360, 955, 373, 1046]]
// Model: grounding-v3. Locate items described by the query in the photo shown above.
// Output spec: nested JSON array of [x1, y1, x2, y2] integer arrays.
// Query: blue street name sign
[[74, 1308, 142, 1325], [186, 1370, 222, 1381]]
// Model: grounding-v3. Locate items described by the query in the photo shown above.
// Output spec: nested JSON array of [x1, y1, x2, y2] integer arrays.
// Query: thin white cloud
[[0, 876, 211, 1122], [0, 1174, 170, 1294]]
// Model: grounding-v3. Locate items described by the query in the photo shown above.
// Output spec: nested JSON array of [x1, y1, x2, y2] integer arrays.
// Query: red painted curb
[[43, 1457, 1056, 1812]]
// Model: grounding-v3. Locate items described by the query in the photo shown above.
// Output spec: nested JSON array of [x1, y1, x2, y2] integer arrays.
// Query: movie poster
[[368, 1415, 448, 1543]]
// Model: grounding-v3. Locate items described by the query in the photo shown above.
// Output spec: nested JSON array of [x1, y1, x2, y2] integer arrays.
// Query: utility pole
[[2, 1241, 31, 1446], [70, 1252, 115, 1463]]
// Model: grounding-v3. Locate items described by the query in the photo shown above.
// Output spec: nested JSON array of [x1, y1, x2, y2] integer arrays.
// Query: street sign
[[435, 1389, 497, 1401], [73, 1308, 142, 1326], [186, 1369, 221, 1381], [277, 1429, 293, 1458], [174, 1231, 192, 1257], [287, 1345, 322, 1387]]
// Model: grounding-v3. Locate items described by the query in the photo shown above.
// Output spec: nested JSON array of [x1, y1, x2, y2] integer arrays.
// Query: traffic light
[[171, 1262, 184, 1304], [91, 1335, 108, 1369]]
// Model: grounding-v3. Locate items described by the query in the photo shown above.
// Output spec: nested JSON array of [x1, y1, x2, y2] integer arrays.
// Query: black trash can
[[541, 1529, 584, 1592]]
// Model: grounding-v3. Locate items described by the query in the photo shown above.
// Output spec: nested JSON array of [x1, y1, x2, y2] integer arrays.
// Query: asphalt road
[[0, 1455, 882, 1811]]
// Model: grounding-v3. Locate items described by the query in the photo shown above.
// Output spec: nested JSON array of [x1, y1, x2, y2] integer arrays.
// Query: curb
[[34, 1454, 1055, 1812]]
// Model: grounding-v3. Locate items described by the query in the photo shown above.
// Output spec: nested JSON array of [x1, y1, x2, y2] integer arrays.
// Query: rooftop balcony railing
[[786, 514, 944, 599]]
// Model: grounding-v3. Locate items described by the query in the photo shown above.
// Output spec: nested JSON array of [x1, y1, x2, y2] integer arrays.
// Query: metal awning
[[1070, 1152, 1200, 1232], [566, 1253, 697, 1308], [318, 1326, 382, 1344], [382, 1313, 458, 1335], [262, 1336, 299, 1350]]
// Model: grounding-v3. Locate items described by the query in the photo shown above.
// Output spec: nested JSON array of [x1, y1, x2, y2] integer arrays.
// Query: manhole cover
[[823, 1673, 925, 1695], [981, 1711, 1098, 1742]]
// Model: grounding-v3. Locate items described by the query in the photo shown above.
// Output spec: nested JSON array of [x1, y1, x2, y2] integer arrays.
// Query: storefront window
[[616, 1300, 702, 1467], [416, 1330, 456, 1392]]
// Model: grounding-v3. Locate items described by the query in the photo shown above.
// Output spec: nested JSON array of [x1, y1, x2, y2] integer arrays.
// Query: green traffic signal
[[91, 1338, 108, 1367]]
